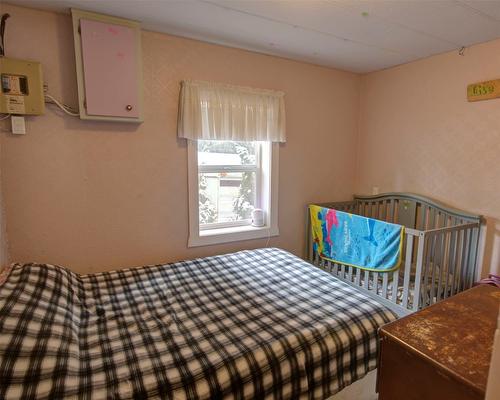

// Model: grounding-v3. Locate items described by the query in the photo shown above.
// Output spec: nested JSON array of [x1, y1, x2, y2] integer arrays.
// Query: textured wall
[[0, 4, 360, 273], [0, 165, 6, 268], [2, 4, 497, 276], [357, 38, 500, 276]]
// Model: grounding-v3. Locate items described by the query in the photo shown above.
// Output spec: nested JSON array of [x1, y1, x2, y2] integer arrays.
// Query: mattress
[[0, 248, 396, 400]]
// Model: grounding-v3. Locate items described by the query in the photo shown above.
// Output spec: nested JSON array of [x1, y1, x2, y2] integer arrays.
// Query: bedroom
[[0, 0, 499, 399]]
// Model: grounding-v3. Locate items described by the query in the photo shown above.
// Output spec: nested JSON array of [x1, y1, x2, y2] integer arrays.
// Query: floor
[[330, 370, 378, 400]]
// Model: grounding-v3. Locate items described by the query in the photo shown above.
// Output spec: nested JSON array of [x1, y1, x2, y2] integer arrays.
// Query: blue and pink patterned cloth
[[310, 205, 404, 272]]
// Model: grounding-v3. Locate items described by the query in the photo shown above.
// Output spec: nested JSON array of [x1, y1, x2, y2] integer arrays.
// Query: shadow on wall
[[481, 217, 500, 277]]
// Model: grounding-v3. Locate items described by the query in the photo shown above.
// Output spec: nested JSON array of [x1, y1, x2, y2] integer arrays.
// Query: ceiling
[[7, 0, 500, 73]]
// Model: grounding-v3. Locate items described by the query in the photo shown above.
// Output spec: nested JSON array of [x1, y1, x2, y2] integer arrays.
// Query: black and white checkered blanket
[[0, 248, 396, 399]]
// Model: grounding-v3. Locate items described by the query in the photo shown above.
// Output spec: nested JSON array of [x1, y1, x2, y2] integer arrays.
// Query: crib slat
[[464, 229, 472, 290], [330, 261, 338, 276], [381, 272, 389, 298], [472, 227, 480, 285], [467, 227, 479, 288], [363, 270, 369, 290], [417, 234, 434, 305], [371, 272, 379, 294], [454, 229, 466, 294], [401, 235, 414, 309], [461, 229, 471, 291], [379, 201, 387, 222], [448, 227, 459, 296], [347, 265, 353, 282], [413, 235, 426, 311], [455, 231, 464, 292], [355, 267, 361, 286], [442, 230, 452, 299], [428, 207, 436, 230], [438, 230, 449, 301], [419, 203, 426, 230], [388, 199, 395, 223], [393, 200, 399, 224], [422, 227, 439, 306], [428, 216, 440, 302], [463, 229, 472, 291], [435, 232, 446, 303], [429, 232, 441, 304], [340, 264, 346, 279], [391, 268, 400, 303]]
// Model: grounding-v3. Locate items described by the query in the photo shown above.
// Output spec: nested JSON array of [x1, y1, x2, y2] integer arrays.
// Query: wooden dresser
[[377, 285, 500, 400]]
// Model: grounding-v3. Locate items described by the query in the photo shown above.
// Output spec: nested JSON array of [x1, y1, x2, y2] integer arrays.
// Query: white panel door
[[80, 18, 140, 119]]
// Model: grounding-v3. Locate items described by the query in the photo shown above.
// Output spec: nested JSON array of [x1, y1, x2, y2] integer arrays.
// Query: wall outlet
[[372, 186, 380, 195], [11, 116, 26, 134]]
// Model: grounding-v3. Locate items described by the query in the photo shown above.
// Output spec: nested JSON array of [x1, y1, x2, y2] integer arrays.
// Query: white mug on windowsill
[[251, 209, 265, 227]]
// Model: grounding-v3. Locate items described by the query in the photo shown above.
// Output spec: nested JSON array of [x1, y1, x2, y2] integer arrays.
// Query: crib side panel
[[306, 193, 482, 313]]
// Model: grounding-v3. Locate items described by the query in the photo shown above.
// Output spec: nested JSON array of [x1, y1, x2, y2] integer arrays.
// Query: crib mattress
[[0, 248, 396, 400], [361, 266, 455, 308]]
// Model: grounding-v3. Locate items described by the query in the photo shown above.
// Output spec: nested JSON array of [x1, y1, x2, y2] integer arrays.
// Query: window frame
[[187, 140, 279, 247]]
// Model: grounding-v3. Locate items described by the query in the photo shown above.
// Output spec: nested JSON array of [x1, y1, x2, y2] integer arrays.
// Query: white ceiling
[[7, 0, 500, 73]]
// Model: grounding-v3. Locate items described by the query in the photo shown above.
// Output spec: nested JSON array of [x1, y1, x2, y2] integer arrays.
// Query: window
[[198, 140, 259, 229], [178, 80, 285, 247], [188, 140, 279, 247]]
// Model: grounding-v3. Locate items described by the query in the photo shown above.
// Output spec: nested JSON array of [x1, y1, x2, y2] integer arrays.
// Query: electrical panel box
[[71, 9, 143, 123], [0, 57, 45, 115]]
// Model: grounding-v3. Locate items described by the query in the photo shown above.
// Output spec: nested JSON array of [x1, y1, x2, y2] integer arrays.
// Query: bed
[[0, 248, 395, 400]]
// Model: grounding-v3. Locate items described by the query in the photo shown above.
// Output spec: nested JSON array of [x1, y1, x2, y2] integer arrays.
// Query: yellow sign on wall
[[467, 79, 500, 102]]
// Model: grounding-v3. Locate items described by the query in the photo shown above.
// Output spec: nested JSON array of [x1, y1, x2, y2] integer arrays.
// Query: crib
[[306, 192, 483, 316]]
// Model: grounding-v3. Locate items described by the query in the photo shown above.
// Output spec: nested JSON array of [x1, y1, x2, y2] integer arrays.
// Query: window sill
[[188, 225, 279, 247]]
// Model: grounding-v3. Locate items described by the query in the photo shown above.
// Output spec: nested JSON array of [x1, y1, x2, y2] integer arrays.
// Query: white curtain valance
[[177, 80, 286, 142]]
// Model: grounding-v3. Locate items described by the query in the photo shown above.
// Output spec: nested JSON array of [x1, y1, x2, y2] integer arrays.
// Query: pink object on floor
[[476, 274, 500, 288]]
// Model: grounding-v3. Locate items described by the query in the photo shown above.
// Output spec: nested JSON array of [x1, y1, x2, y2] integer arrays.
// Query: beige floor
[[329, 370, 378, 400]]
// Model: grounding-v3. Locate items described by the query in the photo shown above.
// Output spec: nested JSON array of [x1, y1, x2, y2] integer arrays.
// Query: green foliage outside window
[[198, 141, 256, 225]]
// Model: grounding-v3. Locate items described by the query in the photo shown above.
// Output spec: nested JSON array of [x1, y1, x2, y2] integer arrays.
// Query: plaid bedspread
[[0, 248, 396, 399]]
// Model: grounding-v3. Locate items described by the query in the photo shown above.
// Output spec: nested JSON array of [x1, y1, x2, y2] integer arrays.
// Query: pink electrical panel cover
[[80, 18, 140, 118]]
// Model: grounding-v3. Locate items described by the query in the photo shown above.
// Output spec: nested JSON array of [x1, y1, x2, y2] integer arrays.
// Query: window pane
[[199, 171, 256, 225], [198, 140, 257, 166]]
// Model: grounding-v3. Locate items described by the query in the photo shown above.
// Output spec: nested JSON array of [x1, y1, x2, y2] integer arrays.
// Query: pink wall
[[0, 4, 360, 273], [357, 38, 500, 276], [0, 170, 6, 268], [2, 4, 498, 276]]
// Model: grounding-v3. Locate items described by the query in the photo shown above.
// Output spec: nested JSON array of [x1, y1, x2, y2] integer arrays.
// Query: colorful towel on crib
[[309, 205, 404, 272]]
